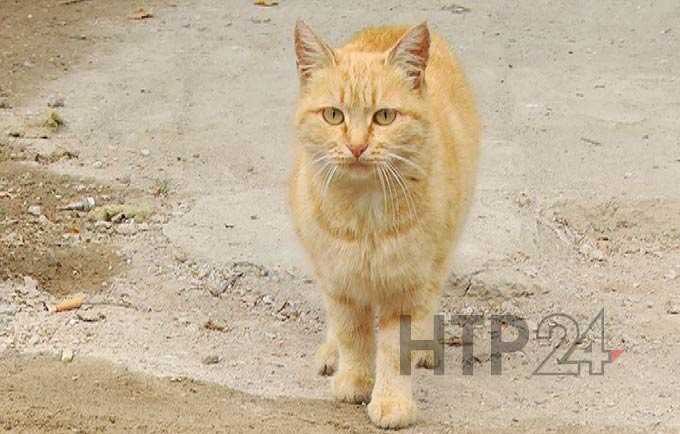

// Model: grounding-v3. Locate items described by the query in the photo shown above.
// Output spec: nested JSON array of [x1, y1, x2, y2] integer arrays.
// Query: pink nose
[[348, 143, 368, 158]]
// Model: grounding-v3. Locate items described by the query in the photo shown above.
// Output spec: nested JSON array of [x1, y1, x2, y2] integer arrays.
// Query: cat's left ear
[[294, 19, 337, 83], [386, 22, 431, 90]]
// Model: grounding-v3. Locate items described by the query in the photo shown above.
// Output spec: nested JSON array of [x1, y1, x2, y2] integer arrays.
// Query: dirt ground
[[1, 0, 679, 433]]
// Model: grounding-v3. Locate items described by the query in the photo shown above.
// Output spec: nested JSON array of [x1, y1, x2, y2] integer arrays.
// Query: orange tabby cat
[[289, 20, 480, 428]]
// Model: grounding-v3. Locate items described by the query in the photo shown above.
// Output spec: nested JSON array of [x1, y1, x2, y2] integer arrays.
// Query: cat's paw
[[367, 392, 417, 429], [315, 341, 338, 376], [415, 350, 438, 369], [332, 370, 373, 404]]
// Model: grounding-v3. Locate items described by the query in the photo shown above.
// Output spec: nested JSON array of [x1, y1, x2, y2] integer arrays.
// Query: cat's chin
[[339, 162, 375, 180]]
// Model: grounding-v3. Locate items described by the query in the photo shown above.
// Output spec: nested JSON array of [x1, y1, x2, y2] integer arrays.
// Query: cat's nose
[[347, 143, 368, 158]]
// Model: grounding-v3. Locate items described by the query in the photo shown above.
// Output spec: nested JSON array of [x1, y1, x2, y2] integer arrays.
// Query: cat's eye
[[373, 108, 397, 126], [322, 107, 344, 125]]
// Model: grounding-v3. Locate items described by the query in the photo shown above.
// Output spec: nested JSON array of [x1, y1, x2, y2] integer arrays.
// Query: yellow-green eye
[[322, 107, 344, 125], [373, 108, 397, 126]]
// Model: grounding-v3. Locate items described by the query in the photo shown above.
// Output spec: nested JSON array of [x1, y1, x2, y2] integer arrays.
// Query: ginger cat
[[289, 20, 480, 429]]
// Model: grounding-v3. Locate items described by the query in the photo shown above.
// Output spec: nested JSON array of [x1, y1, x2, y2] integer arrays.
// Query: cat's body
[[289, 22, 479, 429]]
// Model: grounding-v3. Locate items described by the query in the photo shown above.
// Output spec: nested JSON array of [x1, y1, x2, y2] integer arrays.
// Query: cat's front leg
[[368, 303, 435, 429], [323, 293, 375, 403]]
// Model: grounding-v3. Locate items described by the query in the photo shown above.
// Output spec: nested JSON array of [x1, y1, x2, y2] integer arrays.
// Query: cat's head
[[293, 21, 431, 182]]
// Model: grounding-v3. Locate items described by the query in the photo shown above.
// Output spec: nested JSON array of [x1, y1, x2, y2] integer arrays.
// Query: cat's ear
[[294, 19, 336, 82], [386, 22, 431, 89]]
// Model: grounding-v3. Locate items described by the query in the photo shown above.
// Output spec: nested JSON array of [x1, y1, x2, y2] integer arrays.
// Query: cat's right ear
[[294, 19, 336, 83]]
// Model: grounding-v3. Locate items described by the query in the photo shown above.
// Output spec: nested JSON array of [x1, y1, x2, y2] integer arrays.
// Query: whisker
[[385, 152, 425, 176], [313, 161, 331, 182], [380, 165, 398, 228], [321, 165, 338, 198], [311, 154, 330, 165], [385, 161, 418, 222], [375, 167, 389, 219]]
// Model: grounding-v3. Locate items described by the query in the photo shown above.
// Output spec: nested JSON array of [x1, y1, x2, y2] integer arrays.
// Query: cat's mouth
[[348, 160, 370, 168], [341, 160, 374, 173]]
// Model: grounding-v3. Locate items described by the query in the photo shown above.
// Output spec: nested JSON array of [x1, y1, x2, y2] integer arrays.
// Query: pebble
[[95, 220, 113, 230], [27, 205, 42, 217], [140, 149, 151, 156], [174, 251, 188, 263], [666, 302, 680, 315], [23, 276, 39, 291], [93, 161, 104, 169], [77, 311, 106, 322], [116, 223, 138, 236], [47, 95, 65, 108], [202, 355, 220, 365], [0, 97, 10, 109], [61, 348, 75, 363], [579, 242, 606, 261]]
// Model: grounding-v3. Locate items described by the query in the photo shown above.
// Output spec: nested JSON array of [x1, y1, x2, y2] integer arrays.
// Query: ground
[[1, 1, 679, 433]]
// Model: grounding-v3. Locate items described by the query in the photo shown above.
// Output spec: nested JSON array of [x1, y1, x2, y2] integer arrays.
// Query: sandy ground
[[1, 0, 680, 433]]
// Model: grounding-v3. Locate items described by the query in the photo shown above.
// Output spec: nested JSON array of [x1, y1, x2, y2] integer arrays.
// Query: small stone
[[60, 197, 96, 212], [579, 242, 606, 262], [0, 97, 10, 109], [8, 128, 23, 138], [202, 355, 220, 365], [93, 161, 104, 169], [115, 223, 138, 236], [666, 302, 680, 315], [140, 149, 150, 156], [514, 192, 532, 208], [76, 311, 106, 322], [441, 3, 471, 14], [94, 220, 113, 230], [23, 276, 39, 291], [47, 95, 65, 108], [61, 348, 75, 363], [27, 205, 42, 216], [203, 320, 228, 332], [38, 215, 50, 225]]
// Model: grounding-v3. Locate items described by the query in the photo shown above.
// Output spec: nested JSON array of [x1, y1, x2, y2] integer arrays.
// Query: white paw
[[367, 393, 417, 429], [315, 341, 338, 376], [332, 370, 373, 404]]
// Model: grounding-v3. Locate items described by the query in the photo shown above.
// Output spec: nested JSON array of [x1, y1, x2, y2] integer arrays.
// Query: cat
[[289, 20, 480, 429]]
